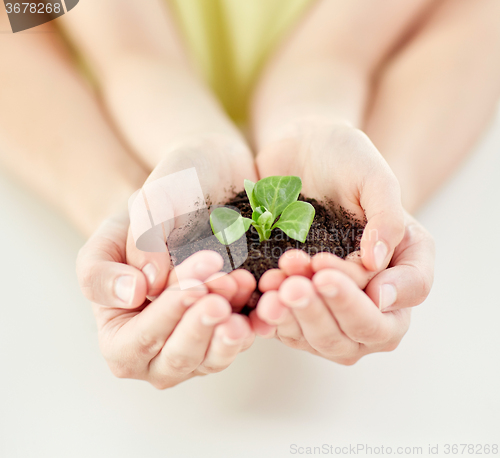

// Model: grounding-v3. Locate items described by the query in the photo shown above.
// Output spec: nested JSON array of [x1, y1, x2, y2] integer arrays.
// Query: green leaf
[[250, 206, 273, 241], [253, 176, 302, 218], [210, 207, 252, 245], [273, 201, 315, 243], [244, 179, 258, 211], [251, 222, 267, 243], [257, 210, 273, 229], [252, 205, 266, 223]]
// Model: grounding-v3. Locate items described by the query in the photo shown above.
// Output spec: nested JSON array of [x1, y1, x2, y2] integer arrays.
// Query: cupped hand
[[249, 210, 434, 364], [77, 212, 256, 389], [124, 133, 258, 299], [256, 119, 405, 273]]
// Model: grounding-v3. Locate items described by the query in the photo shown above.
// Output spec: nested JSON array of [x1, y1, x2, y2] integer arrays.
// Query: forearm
[[252, 58, 368, 148], [0, 18, 147, 236], [60, 0, 249, 170], [251, 0, 434, 149], [97, 56, 247, 168], [252, 0, 500, 213], [364, 0, 500, 212]]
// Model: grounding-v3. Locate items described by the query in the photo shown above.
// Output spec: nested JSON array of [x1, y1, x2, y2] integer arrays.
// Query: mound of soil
[[169, 191, 365, 312]]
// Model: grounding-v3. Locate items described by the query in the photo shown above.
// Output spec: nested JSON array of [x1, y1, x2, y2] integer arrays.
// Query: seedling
[[210, 176, 315, 245]]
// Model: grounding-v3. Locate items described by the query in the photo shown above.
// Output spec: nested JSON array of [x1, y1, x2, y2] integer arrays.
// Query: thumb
[[76, 212, 148, 308], [126, 167, 209, 297], [359, 169, 405, 272]]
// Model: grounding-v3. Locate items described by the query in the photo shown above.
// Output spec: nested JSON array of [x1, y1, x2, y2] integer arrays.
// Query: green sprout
[[210, 176, 315, 245]]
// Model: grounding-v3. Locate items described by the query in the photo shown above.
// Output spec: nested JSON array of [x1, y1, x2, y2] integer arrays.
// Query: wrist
[[69, 157, 148, 237], [253, 114, 356, 151], [251, 59, 367, 149], [157, 131, 253, 171]]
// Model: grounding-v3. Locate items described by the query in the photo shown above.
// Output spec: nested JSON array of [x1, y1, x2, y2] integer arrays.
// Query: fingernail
[[373, 241, 388, 270], [201, 314, 226, 326], [142, 263, 157, 287], [283, 295, 309, 308], [379, 284, 397, 311], [221, 335, 241, 346], [114, 276, 135, 305]]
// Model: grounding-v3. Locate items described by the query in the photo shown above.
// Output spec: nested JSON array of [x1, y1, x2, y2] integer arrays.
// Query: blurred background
[[0, 104, 498, 457]]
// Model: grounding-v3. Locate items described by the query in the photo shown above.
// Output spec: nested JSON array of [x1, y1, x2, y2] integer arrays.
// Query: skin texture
[[249, 211, 435, 364], [249, 0, 499, 357], [78, 215, 256, 388], [1, 0, 499, 387]]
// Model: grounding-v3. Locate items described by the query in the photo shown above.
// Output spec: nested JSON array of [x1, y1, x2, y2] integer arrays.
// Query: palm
[[256, 123, 393, 221]]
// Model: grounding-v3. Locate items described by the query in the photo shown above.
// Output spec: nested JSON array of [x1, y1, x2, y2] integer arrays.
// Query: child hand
[[249, 211, 434, 364], [256, 120, 405, 273], [77, 213, 256, 389]]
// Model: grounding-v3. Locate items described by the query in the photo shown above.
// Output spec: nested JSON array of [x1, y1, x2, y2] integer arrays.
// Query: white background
[[0, 108, 499, 458]]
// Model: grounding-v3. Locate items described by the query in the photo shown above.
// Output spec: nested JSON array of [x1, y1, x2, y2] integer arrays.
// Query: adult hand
[[77, 213, 256, 389], [123, 134, 258, 300]]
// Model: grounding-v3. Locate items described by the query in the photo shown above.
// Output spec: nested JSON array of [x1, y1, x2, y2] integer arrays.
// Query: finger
[[365, 220, 435, 312], [239, 315, 257, 351], [278, 250, 313, 278], [167, 250, 224, 287], [197, 314, 252, 374], [256, 291, 289, 325], [256, 291, 305, 346], [227, 269, 257, 312], [258, 269, 287, 293], [313, 269, 404, 345], [311, 252, 375, 289], [203, 271, 256, 315], [119, 280, 209, 364], [249, 310, 277, 339], [359, 167, 405, 272], [126, 226, 171, 298], [150, 294, 231, 378], [278, 276, 357, 356], [76, 213, 148, 308], [204, 272, 238, 302]]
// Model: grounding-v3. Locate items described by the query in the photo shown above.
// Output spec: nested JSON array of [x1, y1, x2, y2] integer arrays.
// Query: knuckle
[[150, 378, 177, 390], [336, 356, 360, 366], [184, 329, 206, 346], [406, 222, 433, 246], [350, 320, 385, 343], [393, 215, 406, 239], [77, 263, 98, 296], [410, 267, 434, 306], [165, 354, 196, 374], [311, 336, 344, 353], [197, 363, 226, 375], [279, 335, 307, 350], [108, 363, 135, 380], [383, 340, 400, 353], [419, 269, 434, 300], [136, 332, 164, 357]]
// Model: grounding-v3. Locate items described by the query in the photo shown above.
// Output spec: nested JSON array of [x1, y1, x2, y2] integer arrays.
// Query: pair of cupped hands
[[77, 121, 434, 389]]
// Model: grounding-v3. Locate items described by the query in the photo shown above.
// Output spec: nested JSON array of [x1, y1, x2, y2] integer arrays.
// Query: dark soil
[[168, 192, 365, 313]]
